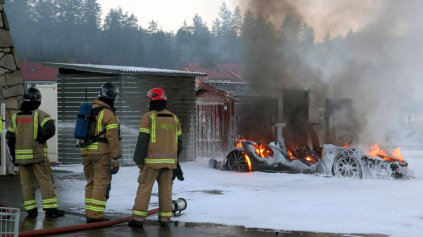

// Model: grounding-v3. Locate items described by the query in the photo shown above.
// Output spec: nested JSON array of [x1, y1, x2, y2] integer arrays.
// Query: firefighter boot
[[45, 208, 65, 218], [128, 217, 145, 228], [26, 208, 38, 218], [86, 217, 110, 223], [159, 217, 170, 227]]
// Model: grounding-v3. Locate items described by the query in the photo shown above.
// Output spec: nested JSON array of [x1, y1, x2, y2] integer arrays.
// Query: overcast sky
[[97, 0, 382, 41]]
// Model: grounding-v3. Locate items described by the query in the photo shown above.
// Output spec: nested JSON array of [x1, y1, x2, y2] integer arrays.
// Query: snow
[[54, 149, 423, 237]]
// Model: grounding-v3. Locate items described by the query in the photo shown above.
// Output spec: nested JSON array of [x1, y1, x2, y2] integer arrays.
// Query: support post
[[0, 103, 7, 175]]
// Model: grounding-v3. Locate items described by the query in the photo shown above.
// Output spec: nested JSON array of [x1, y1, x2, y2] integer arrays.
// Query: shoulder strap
[[89, 106, 116, 144]]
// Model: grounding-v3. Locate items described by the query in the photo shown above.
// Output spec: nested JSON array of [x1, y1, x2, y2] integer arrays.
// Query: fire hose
[[16, 208, 159, 237], [0, 198, 186, 237]]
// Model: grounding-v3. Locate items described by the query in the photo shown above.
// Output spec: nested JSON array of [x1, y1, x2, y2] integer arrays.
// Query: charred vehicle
[[210, 124, 413, 179]]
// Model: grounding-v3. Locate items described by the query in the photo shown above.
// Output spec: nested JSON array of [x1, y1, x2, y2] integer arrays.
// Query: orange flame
[[368, 144, 404, 162], [305, 157, 312, 161], [344, 144, 350, 148], [368, 144, 387, 157], [390, 147, 404, 162], [244, 153, 252, 171], [237, 140, 252, 171], [287, 150, 295, 160]]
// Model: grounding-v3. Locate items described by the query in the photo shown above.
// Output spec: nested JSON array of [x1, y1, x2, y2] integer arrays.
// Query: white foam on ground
[[54, 149, 423, 237]]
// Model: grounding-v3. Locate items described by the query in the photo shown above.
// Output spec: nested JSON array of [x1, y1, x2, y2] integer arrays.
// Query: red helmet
[[146, 88, 167, 101]]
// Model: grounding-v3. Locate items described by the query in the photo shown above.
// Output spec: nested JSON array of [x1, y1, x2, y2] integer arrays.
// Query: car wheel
[[333, 154, 363, 179], [226, 149, 250, 172]]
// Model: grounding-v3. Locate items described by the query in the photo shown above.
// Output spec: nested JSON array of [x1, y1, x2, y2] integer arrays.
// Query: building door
[[196, 103, 224, 158], [37, 84, 58, 162]]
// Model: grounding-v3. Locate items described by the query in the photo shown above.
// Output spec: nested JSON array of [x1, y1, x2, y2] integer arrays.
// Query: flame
[[305, 157, 312, 162], [244, 153, 252, 171], [367, 144, 404, 162], [368, 144, 387, 157], [390, 147, 404, 162], [287, 150, 295, 160], [344, 144, 350, 148], [237, 140, 252, 171]]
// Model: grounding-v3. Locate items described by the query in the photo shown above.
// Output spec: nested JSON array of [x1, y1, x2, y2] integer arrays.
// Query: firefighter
[[129, 88, 183, 228], [81, 82, 121, 223], [6, 87, 65, 218]]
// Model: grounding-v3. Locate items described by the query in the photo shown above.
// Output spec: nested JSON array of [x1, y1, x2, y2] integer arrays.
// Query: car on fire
[[209, 125, 413, 179]]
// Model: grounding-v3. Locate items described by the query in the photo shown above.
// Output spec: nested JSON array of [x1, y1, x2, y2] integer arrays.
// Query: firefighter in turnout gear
[[129, 88, 184, 228], [6, 87, 65, 218], [81, 82, 121, 223]]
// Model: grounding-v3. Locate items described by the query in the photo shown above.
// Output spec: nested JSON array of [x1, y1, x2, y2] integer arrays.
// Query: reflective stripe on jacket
[[8, 110, 51, 165], [138, 109, 182, 169], [80, 100, 121, 160]]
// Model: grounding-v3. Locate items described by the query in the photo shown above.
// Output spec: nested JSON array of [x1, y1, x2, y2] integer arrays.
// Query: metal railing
[[0, 206, 20, 237]]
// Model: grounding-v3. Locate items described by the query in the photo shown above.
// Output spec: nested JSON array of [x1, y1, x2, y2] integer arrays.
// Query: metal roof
[[43, 62, 207, 77], [204, 81, 261, 98]]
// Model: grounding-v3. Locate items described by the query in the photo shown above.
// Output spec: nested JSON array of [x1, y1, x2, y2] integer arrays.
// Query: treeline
[[6, 0, 353, 70]]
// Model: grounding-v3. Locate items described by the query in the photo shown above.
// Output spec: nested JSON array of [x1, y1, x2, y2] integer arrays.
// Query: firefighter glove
[[110, 160, 120, 174], [172, 161, 185, 181]]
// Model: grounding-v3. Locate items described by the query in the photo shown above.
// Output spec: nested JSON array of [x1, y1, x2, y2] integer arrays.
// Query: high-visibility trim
[[86, 205, 105, 212], [16, 149, 34, 159], [159, 212, 173, 217], [106, 123, 118, 130], [44, 148, 48, 157], [98, 111, 105, 134], [34, 110, 39, 139], [16, 149, 33, 154], [12, 113, 17, 134], [139, 128, 150, 134], [174, 115, 178, 143], [16, 155, 34, 160], [90, 199, 107, 206], [81, 142, 98, 150], [43, 204, 58, 209], [24, 200, 37, 205], [132, 210, 148, 217], [42, 198, 58, 203], [150, 114, 156, 143], [41, 117, 53, 127], [177, 130, 182, 136], [145, 159, 176, 164], [25, 205, 37, 211], [7, 127, 15, 133], [85, 198, 92, 203]]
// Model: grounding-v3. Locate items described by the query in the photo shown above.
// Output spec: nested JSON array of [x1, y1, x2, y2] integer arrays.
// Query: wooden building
[[45, 63, 206, 164], [196, 81, 278, 158]]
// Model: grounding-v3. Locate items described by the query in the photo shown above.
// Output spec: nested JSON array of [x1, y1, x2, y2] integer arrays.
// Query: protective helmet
[[146, 88, 167, 101], [24, 87, 42, 102], [98, 83, 119, 100]]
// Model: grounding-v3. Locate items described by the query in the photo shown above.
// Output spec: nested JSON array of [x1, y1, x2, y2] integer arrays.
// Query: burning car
[[209, 124, 413, 179]]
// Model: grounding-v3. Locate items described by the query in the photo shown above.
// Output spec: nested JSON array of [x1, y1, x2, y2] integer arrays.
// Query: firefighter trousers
[[83, 154, 112, 219], [19, 160, 58, 212], [132, 166, 173, 219]]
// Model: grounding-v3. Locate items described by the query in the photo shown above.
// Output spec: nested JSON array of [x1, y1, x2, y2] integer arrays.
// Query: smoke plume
[[238, 0, 423, 146]]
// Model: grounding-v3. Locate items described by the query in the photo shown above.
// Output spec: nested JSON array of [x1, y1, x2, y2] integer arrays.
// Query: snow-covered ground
[[54, 150, 423, 237]]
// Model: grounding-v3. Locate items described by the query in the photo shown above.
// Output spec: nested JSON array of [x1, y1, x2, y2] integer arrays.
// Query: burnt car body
[[210, 125, 413, 179]]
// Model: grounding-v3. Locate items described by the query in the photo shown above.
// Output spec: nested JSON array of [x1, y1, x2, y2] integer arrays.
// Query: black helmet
[[24, 87, 42, 102], [98, 83, 119, 100]]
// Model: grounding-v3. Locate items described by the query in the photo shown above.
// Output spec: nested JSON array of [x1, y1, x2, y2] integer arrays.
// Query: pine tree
[[212, 18, 221, 36], [323, 31, 332, 43], [176, 20, 193, 66], [232, 6, 242, 36], [218, 2, 233, 35], [148, 20, 159, 34]]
